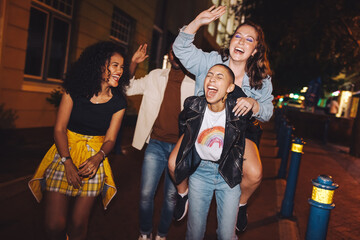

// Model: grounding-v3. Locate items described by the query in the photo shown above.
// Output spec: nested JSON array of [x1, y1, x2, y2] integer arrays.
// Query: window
[[36, 0, 73, 15], [24, 0, 72, 82], [110, 6, 134, 46], [207, 0, 243, 47]]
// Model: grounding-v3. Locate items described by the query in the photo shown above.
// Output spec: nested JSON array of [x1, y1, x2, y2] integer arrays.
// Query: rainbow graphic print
[[197, 126, 225, 148]]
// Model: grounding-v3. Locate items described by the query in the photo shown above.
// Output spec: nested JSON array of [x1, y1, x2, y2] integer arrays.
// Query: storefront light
[[300, 87, 308, 93], [331, 90, 340, 96]]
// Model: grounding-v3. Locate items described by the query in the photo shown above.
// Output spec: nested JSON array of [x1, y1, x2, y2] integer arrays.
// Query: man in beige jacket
[[126, 44, 195, 240]]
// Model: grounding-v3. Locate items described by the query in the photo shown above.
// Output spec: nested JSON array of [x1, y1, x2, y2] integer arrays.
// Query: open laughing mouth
[[234, 47, 245, 54], [112, 75, 120, 82], [206, 85, 218, 98]]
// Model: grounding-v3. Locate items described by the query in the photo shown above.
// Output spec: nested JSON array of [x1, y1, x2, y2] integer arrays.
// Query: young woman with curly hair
[[170, 5, 273, 233], [29, 41, 128, 240]]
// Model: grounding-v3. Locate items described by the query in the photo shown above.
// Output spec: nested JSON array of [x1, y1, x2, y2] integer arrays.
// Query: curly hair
[[219, 21, 272, 90], [63, 41, 130, 99]]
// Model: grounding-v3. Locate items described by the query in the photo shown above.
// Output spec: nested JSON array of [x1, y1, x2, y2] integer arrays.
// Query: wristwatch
[[60, 156, 71, 163]]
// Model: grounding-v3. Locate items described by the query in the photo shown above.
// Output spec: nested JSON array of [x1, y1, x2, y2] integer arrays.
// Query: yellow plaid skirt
[[28, 130, 117, 210]]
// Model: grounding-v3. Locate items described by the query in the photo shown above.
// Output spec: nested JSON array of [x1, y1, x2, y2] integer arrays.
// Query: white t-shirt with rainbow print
[[195, 107, 226, 162]]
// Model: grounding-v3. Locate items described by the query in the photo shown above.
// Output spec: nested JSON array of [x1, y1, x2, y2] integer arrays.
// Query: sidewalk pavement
[[0, 119, 360, 239]]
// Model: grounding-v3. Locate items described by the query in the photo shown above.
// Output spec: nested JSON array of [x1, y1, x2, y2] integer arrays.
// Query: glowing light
[[331, 91, 340, 96], [299, 96, 305, 100], [300, 87, 308, 93], [290, 93, 294, 98], [293, 94, 299, 99], [342, 91, 352, 103], [162, 54, 169, 69], [279, 98, 283, 102]]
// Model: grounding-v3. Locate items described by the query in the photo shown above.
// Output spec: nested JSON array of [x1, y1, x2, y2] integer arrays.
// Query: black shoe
[[173, 193, 189, 221], [236, 204, 248, 232]]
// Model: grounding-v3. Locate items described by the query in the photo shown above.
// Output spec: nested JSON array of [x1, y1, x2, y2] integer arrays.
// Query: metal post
[[277, 125, 293, 179], [280, 138, 305, 217], [275, 116, 283, 144], [275, 108, 283, 132], [277, 119, 287, 151], [306, 175, 339, 240]]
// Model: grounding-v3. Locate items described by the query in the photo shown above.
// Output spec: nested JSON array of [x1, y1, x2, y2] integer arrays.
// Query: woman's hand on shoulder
[[185, 5, 226, 34], [232, 97, 259, 117], [63, 158, 82, 188]]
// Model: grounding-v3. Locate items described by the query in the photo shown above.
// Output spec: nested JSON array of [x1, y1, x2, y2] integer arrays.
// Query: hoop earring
[[222, 92, 228, 103]]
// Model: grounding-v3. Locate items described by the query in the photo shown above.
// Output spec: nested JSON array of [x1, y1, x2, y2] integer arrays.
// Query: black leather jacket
[[174, 96, 250, 188]]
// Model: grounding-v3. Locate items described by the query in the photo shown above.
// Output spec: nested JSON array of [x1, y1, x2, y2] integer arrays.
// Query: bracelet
[[99, 149, 106, 160]]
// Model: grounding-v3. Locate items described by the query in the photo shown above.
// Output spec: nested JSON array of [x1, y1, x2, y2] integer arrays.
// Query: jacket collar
[[189, 96, 243, 166], [189, 96, 207, 114], [160, 68, 171, 78], [189, 96, 239, 122]]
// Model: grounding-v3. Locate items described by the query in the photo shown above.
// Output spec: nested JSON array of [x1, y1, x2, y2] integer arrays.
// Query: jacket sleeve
[[252, 76, 274, 122], [125, 74, 149, 96], [173, 27, 220, 78], [178, 96, 197, 136]]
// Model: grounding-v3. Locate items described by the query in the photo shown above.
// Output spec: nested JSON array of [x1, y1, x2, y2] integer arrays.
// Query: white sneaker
[[155, 235, 166, 240], [138, 233, 152, 240]]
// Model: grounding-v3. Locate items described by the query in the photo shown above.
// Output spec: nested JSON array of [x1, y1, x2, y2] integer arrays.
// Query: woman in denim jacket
[[171, 5, 274, 232]]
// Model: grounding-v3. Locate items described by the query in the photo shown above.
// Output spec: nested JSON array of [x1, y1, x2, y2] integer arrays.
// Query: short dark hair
[[63, 41, 129, 99], [211, 64, 235, 83]]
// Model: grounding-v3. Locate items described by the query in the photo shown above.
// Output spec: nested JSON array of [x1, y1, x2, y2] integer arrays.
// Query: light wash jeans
[[186, 160, 241, 240], [139, 138, 177, 237]]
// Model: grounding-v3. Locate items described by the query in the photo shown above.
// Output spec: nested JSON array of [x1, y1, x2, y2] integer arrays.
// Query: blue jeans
[[139, 138, 177, 237], [186, 160, 241, 240]]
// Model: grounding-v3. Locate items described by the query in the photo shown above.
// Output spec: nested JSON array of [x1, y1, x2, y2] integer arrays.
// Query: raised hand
[[132, 44, 148, 64], [185, 5, 226, 34], [195, 5, 226, 26]]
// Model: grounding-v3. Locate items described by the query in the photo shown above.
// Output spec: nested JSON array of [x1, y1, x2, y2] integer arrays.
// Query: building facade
[[0, 0, 240, 129], [0, 0, 161, 128]]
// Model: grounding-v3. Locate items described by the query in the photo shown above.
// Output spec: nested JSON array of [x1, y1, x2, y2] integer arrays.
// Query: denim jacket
[[173, 28, 274, 122], [174, 96, 249, 188]]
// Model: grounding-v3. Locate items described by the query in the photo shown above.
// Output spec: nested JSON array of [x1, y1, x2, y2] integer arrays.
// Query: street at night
[[1, 121, 360, 239], [1, 0, 360, 239]]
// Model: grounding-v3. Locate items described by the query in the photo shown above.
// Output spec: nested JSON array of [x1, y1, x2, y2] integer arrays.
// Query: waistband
[[202, 159, 219, 164]]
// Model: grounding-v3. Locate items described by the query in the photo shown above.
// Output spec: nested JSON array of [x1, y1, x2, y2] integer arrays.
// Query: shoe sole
[[235, 225, 247, 232], [176, 199, 189, 221]]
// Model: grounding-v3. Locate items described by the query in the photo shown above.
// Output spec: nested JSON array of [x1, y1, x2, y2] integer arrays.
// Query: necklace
[[207, 108, 225, 130], [90, 93, 112, 104]]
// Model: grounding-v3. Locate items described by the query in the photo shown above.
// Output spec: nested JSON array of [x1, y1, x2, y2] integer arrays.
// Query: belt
[[202, 159, 219, 164]]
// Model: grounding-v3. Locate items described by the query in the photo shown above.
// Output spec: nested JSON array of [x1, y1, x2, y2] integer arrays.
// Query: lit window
[[110, 7, 134, 45], [207, 0, 243, 47], [24, 1, 72, 82]]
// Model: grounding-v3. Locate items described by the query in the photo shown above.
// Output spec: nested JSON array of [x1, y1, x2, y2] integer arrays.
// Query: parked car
[[282, 99, 304, 109]]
